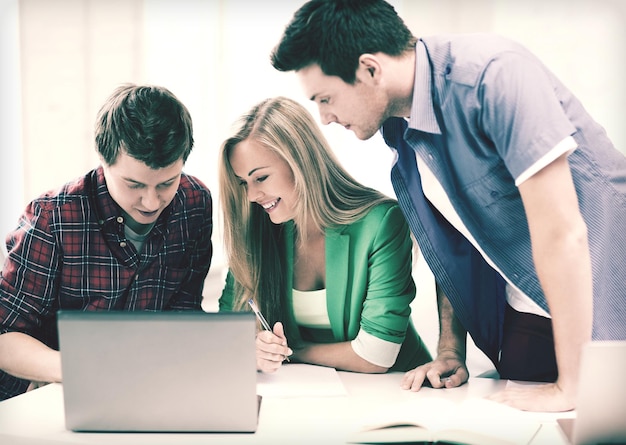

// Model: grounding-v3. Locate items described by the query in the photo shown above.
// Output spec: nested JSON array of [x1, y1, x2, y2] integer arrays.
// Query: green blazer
[[219, 201, 431, 371]]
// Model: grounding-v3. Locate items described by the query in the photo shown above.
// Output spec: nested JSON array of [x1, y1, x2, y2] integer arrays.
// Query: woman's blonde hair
[[218, 96, 393, 323]]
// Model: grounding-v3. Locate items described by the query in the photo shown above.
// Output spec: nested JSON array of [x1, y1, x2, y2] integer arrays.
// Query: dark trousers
[[496, 304, 558, 382]]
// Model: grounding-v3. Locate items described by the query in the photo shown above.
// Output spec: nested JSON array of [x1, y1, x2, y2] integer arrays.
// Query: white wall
[[7, 0, 624, 238], [0, 0, 23, 253]]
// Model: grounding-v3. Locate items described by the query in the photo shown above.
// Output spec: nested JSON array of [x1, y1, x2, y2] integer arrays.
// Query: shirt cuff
[[515, 136, 577, 186], [350, 329, 401, 368]]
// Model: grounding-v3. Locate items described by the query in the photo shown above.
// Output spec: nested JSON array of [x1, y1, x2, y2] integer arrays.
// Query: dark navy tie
[[383, 116, 506, 364]]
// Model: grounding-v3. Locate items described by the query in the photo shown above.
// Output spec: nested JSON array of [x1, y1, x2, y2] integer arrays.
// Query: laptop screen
[[58, 310, 258, 432], [559, 340, 626, 445]]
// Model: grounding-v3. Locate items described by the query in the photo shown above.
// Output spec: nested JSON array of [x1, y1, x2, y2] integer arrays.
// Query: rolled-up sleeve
[[351, 328, 402, 368], [358, 204, 416, 349]]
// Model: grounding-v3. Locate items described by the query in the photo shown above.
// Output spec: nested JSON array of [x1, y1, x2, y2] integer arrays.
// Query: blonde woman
[[218, 97, 431, 373]]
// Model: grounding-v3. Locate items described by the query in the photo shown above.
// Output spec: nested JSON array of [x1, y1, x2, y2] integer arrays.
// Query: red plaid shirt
[[0, 166, 212, 399]]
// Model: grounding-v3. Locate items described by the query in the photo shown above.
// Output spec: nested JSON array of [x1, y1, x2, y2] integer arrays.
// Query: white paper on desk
[[257, 363, 348, 398]]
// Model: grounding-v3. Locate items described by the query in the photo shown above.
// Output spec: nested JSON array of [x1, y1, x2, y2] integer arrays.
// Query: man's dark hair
[[95, 84, 194, 169], [270, 0, 416, 84]]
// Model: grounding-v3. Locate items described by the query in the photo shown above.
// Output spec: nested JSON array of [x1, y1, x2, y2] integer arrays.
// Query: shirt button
[[120, 241, 127, 248], [117, 216, 124, 224], [98, 220, 104, 225]]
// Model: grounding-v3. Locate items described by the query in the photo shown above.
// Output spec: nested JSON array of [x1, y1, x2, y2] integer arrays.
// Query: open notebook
[[557, 340, 626, 445], [347, 395, 540, 445], [57, 310, 259, 432]]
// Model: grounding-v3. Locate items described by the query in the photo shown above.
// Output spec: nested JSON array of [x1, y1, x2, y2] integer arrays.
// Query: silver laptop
[[557, 340, 626, 445], [57, 310, 259, 433]]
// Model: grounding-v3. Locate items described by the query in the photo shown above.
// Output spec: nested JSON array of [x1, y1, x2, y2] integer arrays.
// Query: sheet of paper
[[257, 363, 348, 398]]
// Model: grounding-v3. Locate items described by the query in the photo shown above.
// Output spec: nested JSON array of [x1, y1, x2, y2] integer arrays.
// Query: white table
[[0, 371, 572, 445]]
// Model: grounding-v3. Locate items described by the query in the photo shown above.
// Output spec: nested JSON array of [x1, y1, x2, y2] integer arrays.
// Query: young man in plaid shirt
[[0, 84, 213, 400]]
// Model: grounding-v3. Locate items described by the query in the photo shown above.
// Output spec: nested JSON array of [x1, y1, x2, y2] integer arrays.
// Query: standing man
[[270, 0, 626, 412], [0, 84, 213, 400]]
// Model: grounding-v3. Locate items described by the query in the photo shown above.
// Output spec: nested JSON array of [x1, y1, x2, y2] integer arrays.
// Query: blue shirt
[[385, 34, 626, 359]]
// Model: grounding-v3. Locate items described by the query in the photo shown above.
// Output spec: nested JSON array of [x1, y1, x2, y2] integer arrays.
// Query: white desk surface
[[0, 370, 572, 445]]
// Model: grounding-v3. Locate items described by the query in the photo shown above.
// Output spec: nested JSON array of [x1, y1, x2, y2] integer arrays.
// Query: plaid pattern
[[0, 166, 212, 399]]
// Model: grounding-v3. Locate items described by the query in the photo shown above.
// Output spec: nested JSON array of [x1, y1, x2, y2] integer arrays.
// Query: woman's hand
[[255, 322, 293, 373]]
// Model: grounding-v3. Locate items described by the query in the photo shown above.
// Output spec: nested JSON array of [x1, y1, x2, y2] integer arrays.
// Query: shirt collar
[[91, 166, 173, 233], [407, 40, 441, 135], [92, 166, 123, 226]]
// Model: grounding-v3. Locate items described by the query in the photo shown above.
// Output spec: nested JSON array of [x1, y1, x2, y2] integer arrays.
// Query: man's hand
[[400, 351, 469, 391], [402, 287, 470, 391], [488, 381, 575, 412]]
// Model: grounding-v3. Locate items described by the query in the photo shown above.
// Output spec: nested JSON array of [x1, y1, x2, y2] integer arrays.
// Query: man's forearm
[[436, 284, 467, 360], [533, 229, 592, 394], [0, 332, 62, 383]]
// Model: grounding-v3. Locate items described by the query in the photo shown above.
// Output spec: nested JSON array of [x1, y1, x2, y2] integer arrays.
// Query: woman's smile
[[261, 198, 281, 212]]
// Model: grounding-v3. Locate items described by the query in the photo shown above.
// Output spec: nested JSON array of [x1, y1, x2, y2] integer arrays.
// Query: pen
[[248, 299, 290, 362], [248, 299, 272, 331]]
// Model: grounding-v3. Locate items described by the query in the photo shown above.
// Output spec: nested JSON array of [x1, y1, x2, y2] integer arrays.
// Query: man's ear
[[357, 53, 382, 82]]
